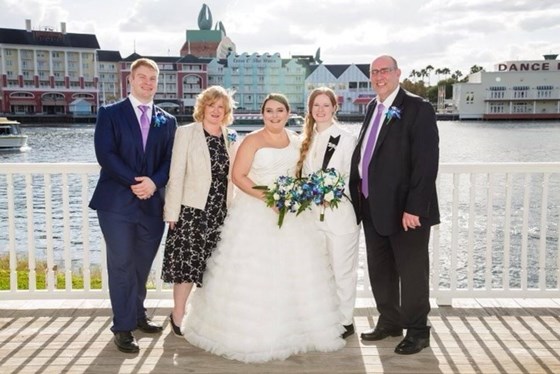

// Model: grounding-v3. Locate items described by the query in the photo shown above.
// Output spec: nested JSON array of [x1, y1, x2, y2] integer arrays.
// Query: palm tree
[[440, 67, 451, 79], [435, 68, 443, 83], [451, 70, 463, 81], [420, 68, 429, 84], [469, 65, 484, 74], [409, 69, 418, 83], [425, 65, 434, 86]]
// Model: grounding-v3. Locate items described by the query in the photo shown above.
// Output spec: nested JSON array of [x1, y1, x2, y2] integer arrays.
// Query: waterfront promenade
[[1, 297, 559, 373]]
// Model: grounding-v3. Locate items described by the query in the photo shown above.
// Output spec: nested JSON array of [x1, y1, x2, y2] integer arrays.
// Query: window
[[537, 85, 553, 99], [513, 86, 529, 99], [489, 102, 505, 113]]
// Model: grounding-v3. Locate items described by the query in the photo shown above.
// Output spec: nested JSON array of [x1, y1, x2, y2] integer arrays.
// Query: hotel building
[[208, 52, 308, 113], [0, 20, 99, 115], [306, 64, 374, 114], [452, 54, 560, 120]]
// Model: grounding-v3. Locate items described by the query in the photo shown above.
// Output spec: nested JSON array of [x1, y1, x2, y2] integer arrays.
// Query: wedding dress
[[183, 131, 345, 363]]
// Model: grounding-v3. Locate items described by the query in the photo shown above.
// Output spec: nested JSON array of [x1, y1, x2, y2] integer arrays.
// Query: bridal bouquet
[[307, 168, 346, 221], [253, 175, 311, 228]]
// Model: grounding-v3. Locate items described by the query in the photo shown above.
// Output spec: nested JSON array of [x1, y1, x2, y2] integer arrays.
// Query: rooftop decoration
[[198, 3, 212, 30]]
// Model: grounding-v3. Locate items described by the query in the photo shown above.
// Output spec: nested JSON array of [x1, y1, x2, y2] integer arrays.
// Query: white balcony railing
[[1, 162, 559, 304]]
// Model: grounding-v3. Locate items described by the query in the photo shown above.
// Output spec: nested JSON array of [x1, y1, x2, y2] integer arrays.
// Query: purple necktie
[[138, 105, 150, 150], [361, 103, 384, 198]]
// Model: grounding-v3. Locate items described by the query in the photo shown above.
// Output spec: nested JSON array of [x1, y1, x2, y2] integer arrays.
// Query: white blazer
[[302, 122, 360, 235], [163, 122, 238, 222]]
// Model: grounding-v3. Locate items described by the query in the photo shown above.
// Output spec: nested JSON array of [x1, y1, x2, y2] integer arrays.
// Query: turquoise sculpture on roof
[[198, 3, 213, 30]]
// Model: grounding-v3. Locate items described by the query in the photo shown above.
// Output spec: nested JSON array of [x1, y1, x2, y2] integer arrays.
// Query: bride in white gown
[[183, 93, 345, 363]]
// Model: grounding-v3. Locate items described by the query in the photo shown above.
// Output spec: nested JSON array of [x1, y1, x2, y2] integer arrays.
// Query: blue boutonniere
[[153, 109, 167, 128], [226, 130, 237, 148], [386, 106, 402, 121], [227, 131, 237, 144]]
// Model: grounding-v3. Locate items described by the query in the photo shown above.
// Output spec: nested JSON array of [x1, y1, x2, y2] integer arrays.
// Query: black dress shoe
[[342, 324, 355, 339], [114, 331, 139, 353], [169, 313, 183, 337], [137, 317, 163, 333], [394, 335, 430, 355], [360, 327, 403, 341]]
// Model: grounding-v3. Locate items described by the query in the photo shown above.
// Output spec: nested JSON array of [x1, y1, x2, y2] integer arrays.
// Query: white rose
[[324, 191, 335, 202]]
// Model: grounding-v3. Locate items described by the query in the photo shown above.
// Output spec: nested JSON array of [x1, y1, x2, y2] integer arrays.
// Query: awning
[[353, 97, 373, 105], [158, 102, 180, 108], [8, 101, 37, 106]]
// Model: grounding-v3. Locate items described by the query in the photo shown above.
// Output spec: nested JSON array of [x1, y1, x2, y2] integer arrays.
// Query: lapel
[[356, 101, 378, 148], [194, 123, 211, 172], [221, 125, 235, 159], [322, 133, 341, 170], [373, 88, 405, 155], [122, 98, 144, 153]]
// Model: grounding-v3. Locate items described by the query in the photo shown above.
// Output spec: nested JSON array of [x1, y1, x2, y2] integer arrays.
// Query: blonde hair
[[296, 87, 338, 177], [193, 86, 236, 126], [130, 58, 159, 75]]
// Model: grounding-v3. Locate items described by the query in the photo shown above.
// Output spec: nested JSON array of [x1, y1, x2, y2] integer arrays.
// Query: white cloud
[[1, 0, 559, 77]]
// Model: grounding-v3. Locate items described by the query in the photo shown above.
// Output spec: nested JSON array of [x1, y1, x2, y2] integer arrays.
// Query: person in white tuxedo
[[296, 87, 361, 339]]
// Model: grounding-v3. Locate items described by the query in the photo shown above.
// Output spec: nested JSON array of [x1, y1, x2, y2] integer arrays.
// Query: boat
[[0, 117, 28, 150], [230, 113, 304, 133]]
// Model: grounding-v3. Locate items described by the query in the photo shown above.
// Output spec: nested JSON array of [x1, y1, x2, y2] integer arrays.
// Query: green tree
[[401, 78, 428, 99]]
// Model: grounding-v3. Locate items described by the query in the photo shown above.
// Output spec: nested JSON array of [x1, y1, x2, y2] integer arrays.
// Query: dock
[[1, 298, 559, 373]]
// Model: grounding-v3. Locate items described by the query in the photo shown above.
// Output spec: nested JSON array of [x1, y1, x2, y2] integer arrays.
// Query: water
[[3, 120, 560, 163], [1, 121, 560, 289]]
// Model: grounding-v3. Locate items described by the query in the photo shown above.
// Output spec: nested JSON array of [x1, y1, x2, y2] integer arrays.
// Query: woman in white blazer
[[296, 87, 361, 339], [162, 86, 239, 337]]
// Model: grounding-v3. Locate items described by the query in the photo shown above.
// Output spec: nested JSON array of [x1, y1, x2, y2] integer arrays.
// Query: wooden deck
[[1, 298, 559, 374]]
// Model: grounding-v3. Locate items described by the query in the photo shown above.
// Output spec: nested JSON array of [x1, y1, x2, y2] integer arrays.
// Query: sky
[[1, 0, 559, 80]]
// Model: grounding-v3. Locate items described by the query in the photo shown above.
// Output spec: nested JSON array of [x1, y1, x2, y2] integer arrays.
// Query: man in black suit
[[90, 58, 176, 353], [349, 55, 439, 355]]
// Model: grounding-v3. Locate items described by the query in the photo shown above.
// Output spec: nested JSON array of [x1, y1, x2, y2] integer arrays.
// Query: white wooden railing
[[1, 162, 559, 305]]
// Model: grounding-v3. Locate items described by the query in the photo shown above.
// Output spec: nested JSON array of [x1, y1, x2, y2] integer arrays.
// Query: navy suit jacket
[[349, 87, 440, 235], [89, 98, 177, 217]]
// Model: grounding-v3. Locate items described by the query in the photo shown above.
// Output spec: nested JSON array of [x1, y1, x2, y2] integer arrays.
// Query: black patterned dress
[[161, 130, 229, 287]]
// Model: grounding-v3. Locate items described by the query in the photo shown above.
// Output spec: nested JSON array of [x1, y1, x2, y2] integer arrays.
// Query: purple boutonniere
[[386, 106, 402, 121], [153, 109, 167, 128]]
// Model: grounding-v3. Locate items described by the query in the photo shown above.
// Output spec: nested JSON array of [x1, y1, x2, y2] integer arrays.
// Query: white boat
[[0, 117, 28, 150], [230, 113, 304, 133]]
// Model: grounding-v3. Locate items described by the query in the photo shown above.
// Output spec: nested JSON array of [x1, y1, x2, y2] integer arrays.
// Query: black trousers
[[360, 195, 431, 337]]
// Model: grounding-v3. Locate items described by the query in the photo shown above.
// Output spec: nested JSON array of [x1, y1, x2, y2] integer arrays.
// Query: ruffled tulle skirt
[[183, 192, 345, 363]]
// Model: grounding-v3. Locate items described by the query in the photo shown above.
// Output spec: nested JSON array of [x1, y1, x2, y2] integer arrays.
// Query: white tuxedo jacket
[[303, 122, 360, 235]]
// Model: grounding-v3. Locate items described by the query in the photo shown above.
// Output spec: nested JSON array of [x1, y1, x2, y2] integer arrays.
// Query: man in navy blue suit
[[90, 58, 176, 353]]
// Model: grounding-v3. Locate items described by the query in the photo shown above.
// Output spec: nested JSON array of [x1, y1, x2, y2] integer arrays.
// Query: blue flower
[[306, 168, 346, 221], [153, 110, 167, 128], [227, 132, 237, 143], [386, 106, 402, 121]]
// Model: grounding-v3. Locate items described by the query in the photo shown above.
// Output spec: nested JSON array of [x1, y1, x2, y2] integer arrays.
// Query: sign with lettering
[[496, 61, 560, 72]]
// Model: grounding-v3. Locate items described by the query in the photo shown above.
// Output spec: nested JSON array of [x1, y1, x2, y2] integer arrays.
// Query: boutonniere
[[385, 106, 402, 122], [327, 141, 337, 151], [153, 108, 168, 128], [227, 131, 237, 146]]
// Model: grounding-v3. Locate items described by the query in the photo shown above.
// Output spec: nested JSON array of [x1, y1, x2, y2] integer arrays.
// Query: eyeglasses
[[370, 67, 395, 76]]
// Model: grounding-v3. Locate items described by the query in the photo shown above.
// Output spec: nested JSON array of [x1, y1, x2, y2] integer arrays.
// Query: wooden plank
[[1, 298, 560, 374]]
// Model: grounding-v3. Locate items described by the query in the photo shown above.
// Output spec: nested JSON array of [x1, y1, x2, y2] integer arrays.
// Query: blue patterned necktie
[[361, 103, 384, 197]]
